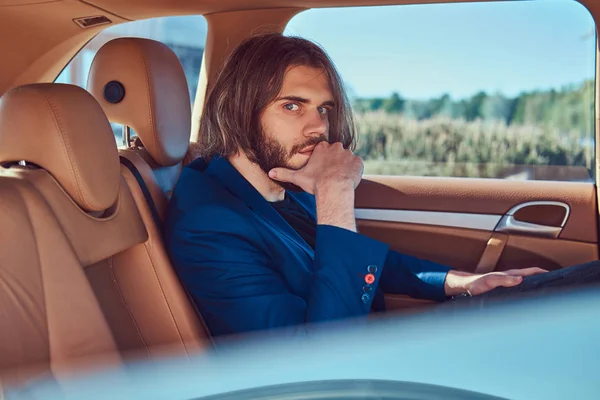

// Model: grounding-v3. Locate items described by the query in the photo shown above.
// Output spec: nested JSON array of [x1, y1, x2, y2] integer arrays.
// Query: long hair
[[198, 32, 356, 160]]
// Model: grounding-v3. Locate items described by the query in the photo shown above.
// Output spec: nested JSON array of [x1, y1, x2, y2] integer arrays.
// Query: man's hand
[[444, 267, 548, 297], [268, 141, 363, 195], [269, 142, 363, 232]]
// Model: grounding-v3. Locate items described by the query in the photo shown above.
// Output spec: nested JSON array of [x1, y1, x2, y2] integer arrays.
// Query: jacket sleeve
[[378, 249, 452, 301], [166, 207, 389, 338]]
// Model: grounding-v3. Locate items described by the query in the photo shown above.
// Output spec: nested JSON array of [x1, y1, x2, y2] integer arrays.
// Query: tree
[[481, 93, 511, 122], [465, 91, 487, 121], [370, 98, 383, 111], [383, 92, 405, 113]]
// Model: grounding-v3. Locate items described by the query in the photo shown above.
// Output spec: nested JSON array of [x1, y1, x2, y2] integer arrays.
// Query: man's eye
[[318, 107, 329, 115], [284, 103, 300, 111]]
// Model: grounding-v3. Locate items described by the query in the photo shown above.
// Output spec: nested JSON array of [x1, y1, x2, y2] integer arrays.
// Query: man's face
[[252, 65, 333, 188]]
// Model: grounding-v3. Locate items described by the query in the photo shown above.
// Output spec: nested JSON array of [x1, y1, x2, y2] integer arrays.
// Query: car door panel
[[355, 176, 599, 312], [356, 176, 597, 243]]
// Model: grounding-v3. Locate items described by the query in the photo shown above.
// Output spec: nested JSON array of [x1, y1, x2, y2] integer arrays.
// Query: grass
[[354, 112, 593, 180]]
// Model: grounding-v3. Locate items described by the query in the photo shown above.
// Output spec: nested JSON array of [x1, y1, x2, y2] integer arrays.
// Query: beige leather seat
[[87, 37, 192, 221], [87, 38, 213, 352], [0, 84, 122, 388], [0, 83, 210, 366]]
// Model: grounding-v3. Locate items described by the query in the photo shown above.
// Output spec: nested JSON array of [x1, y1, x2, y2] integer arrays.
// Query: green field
[[353, 80, 594, 180]]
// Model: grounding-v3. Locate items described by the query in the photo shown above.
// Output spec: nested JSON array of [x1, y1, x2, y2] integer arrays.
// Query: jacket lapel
[[206, 157, 314, 258]]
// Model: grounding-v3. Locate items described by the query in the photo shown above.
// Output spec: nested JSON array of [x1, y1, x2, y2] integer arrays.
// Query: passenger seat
[[86, 37, 214, 344], [0, 84, 123, 388], [0, 83, 211, 363], [87, 37, 192, 222]]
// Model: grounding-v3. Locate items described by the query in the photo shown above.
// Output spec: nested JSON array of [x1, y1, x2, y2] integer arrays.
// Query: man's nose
[[304, 108, 328, 137]]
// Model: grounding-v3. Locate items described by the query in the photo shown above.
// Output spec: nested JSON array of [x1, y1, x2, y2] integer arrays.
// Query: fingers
[[471, 267, 547, 296], [316, 140, 334, 151], [268, 168, 296, 184], [473, 267, 547, 295], [504, 267, 548, 277], [486, 273, 523, 289]]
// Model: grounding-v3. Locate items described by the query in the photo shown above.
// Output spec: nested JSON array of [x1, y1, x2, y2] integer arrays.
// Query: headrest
[[0, 84, 120, 212], [87, 37, 192, 167]]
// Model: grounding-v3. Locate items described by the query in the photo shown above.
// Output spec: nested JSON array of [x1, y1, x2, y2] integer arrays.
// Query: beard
[[248, 128, 327, 192]]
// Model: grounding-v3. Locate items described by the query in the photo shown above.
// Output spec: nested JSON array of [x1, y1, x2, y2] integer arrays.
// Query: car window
[[285, 1, 596, 182], [55, 16, 207, 145]]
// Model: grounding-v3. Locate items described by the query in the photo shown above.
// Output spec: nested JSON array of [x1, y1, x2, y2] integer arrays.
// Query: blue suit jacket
[[164, 157, 451, 338]]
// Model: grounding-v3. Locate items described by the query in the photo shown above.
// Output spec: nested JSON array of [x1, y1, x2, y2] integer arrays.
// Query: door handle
[[495, 215, 562, 238], [494, 201, 570, 239]]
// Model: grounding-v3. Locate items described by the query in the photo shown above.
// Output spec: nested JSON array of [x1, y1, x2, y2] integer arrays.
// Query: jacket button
[[363, 284, 373, 293], [361, 293, 371, 304], [365, 274, 375, 284], [367, 265, 378, 273]]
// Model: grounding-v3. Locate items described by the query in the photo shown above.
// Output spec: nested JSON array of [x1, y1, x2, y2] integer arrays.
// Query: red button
[[365, 274, 375, 284]]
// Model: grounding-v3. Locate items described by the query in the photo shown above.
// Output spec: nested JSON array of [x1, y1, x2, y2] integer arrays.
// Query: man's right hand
[[269, 142, 363, 232], [268, 141, 363, 195]]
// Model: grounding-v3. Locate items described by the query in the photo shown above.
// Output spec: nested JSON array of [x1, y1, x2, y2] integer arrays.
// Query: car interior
[[0, 0, 599, 393]]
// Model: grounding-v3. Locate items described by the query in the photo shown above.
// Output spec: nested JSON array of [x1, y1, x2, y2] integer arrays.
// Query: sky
[[284, 0, 596, 100], [107, 15, 207, 48], [58, 0, 596, 101]]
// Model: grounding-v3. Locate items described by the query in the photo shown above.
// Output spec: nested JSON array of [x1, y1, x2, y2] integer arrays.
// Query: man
[[165, 33, 599, 338]]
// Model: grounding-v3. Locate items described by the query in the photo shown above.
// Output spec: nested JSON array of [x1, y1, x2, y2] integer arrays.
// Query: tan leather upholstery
[[0, 173, 122, 386], [11, 167, 149, 267], [0, 84, 120, 212], [356, 174, 598, 313], [358, 218, 597, 274], [86, 39, 212, 352], [0, 83, 210, 374], [99, 163, 209, 358], [357, 176, 597, 243], [87, 37, 191, 167]]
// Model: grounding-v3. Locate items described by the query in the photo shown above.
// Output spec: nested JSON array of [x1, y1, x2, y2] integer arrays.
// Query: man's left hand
[[444, 267, 548, 297]]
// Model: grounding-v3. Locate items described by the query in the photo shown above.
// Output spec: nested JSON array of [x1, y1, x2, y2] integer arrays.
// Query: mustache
[[289, 135, 328, 156]]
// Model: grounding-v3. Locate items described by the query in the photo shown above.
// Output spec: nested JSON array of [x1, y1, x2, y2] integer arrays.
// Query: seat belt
[[119, 156, 163, 232], [119, 156, 215, 346]]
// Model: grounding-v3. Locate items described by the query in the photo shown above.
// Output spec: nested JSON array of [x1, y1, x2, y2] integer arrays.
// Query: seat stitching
[[122, 160, 200, 356], [30, 170, 123, 222], [133, 40, 161, 165], [107, 256, 150, 357], [142, 240, 191, 358], [38, 88, 92, 210], [15, 184, 51, 367]]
